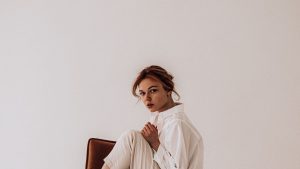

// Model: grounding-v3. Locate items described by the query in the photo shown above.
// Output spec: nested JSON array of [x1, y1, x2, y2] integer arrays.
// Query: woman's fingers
[[148, 124, 157, 131], [146, 122, 157, 131], [141, 122, 158, 138]]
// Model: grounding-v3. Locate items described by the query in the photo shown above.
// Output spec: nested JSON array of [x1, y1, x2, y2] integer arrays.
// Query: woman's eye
[[149, 89, 157, 93], [139, 92, 145, 96]]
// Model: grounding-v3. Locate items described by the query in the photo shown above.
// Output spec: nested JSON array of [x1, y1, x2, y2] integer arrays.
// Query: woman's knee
[[121, 130, 140, 138], [117, 130, 144, 143]]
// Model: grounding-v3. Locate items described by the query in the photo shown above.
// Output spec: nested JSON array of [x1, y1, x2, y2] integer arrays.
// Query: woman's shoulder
[[163, 112, 193, 130], [162, 117, 202, 142]]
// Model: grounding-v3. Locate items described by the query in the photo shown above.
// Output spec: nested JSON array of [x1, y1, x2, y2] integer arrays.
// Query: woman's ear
[[167, 91, 172, 97]]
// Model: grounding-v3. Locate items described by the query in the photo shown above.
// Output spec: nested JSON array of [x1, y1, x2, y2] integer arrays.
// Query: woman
[[102, 65, 203, 169]]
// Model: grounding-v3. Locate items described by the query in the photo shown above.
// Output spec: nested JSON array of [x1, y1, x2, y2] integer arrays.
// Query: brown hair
[[132, 65, 180, 100]]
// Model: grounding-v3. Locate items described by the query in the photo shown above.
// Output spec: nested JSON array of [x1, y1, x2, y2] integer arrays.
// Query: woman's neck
[[157, 99, 177, 113]]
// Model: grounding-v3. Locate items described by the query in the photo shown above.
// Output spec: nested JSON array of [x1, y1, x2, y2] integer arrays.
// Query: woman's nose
[[145, 93, 151, 101]]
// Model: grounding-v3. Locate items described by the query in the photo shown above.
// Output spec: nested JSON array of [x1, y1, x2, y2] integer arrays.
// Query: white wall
[[0, 0, 299, 169]]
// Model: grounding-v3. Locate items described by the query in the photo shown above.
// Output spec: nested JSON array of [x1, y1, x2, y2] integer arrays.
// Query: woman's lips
[[147, 104, 154, 108]]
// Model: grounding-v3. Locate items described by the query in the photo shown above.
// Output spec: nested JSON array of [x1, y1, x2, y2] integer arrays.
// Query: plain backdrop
[[0, 0, 299, 169]]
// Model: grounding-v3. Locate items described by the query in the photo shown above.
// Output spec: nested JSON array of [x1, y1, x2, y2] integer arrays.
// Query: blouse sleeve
[[153, 120, 189, 169]]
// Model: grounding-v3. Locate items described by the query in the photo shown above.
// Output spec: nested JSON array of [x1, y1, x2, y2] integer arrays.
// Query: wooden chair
[[85, 138, 116, 169]]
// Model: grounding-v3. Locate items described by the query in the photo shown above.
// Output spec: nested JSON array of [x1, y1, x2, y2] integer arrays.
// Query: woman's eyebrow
[[148, 86, 158, 90], [139, 85, 159, 92]]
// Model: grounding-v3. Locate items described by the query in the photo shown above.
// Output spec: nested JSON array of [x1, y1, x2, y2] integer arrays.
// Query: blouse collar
[[150, 103, 184, 124]]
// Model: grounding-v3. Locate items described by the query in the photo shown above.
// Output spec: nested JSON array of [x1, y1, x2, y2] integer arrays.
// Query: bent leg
[[103, 130, 159, 169]]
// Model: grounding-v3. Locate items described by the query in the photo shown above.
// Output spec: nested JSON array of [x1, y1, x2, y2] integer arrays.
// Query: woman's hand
[[141, 122, 160, 151]]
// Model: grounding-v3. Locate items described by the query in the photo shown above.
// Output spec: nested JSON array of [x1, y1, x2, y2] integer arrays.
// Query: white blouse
[[149, 103, 203, 169]]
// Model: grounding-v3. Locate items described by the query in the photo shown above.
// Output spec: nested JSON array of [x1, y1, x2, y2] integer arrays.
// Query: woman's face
[[138, 77, 172, 112]]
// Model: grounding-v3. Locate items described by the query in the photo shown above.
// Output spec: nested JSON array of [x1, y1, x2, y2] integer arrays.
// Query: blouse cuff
[[153, 144, 165, 164]]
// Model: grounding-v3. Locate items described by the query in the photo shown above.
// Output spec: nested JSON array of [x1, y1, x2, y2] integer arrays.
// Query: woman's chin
[[147, 107, 157, 112]]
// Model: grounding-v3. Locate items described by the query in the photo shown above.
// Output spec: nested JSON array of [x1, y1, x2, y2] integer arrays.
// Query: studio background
[[0, 0, 299, 169]]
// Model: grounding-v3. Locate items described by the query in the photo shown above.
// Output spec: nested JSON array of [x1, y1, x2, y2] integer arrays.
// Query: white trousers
[[104, 130, 160, 169]]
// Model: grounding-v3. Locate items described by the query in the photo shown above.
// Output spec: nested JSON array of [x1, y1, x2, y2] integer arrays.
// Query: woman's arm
[[153, 120, 189, 169], [141, 122, 160, 151]]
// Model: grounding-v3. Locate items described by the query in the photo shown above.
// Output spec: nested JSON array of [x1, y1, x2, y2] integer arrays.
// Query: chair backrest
[[85, 138, 116, 169]]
